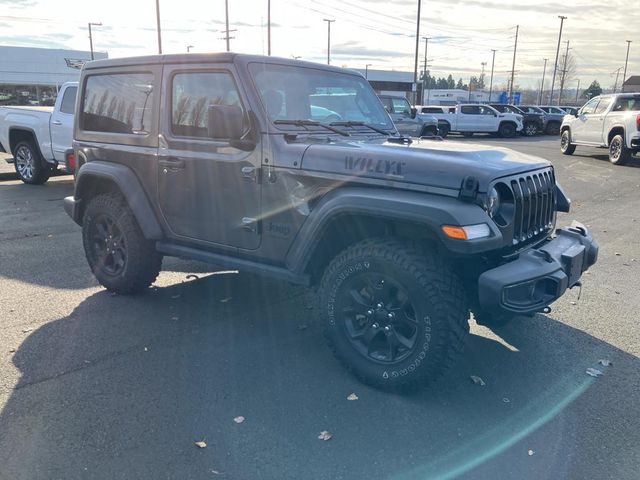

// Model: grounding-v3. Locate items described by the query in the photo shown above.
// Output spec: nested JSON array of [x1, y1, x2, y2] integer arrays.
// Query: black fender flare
[[285, 187, 503, 273], [73, 161, 163, 239]]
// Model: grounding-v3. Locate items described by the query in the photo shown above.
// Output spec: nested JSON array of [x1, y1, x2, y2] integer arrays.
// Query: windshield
[[249, 63, 393, 130]]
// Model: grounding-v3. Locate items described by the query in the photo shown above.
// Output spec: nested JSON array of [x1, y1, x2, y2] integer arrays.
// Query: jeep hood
[[300, 138, 550, 193]]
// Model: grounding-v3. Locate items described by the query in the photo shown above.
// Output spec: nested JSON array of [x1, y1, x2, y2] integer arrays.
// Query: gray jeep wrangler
[[64, 54, 598, 389]]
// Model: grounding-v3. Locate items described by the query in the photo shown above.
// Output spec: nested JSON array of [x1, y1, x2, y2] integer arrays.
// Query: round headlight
[[486, 187, 500, 218]]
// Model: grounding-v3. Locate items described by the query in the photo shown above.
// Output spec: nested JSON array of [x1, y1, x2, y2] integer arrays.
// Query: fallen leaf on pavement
[[614, 252, 621, 256], [347, 393, 358, 401], [570, 301, 577, 305], [528, 449, 534, 456], [220, 297, 232, 303], [598, 359, 612, 367], [502, 397, 510, 403], [233, 416, 245, 424], [171, 316, 179, 321], [470, 375, 486, 386], [171, 294, 181, 299], [318, 431, 332, 441], [21, 328, 32, 333], [195, 440, 207, 448], [186, 274, 199, 281], [586, 368, 603, 378]]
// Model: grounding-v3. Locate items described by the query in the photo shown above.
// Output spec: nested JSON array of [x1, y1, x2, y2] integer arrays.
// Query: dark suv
[[64, 53, 598, 390], [490, 104, 544, 137]]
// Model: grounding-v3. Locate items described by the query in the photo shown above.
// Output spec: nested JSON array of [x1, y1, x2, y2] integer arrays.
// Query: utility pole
[[612, 67, 623, 93], [623, 40, 632, 90], [575, 79, 580, 103], [365, 63, 372, 79], [88, 22, 102, 60], [558, 40, 570, 105], [488, 49, 496, 102], [509, 25, 519, 104], [323, 19, 335, 65], [155, 0, 162, 54], [412, 0, 422, 105], [223, 0, 232, 51], [267, 0, 271, 55], [187, 45, 194, 52], [538, 58, 548, 105], [421, 36, 429, 104], [549, 15, 567, 104]]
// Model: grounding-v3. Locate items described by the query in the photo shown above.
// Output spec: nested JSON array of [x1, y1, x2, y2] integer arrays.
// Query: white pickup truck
[[560, 93, 640, 165], [0, 82, 77, 184], [417, 104, 523, 138]]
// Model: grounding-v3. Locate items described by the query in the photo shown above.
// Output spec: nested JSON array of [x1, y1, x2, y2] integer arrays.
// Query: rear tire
[[13, 140, 49, 185], [437, 123, 449, 138], [82, 193, 162, 294], [523, 122, 538, 137], [560, 129, 576, 155], [499, 122, 517, 138], [462, 132, 474, 138], [320, 239, 469, 390], [608, 134, 631, 165]]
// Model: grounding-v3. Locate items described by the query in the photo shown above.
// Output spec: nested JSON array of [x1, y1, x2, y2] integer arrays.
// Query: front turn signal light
[[442, 223, 491, 240]]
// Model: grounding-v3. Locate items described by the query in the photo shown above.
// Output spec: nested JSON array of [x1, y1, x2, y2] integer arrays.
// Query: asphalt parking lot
[[0, 138, 639, 480]]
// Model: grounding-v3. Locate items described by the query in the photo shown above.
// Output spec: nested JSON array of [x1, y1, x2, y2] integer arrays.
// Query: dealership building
[[0, 46, 107, 106]]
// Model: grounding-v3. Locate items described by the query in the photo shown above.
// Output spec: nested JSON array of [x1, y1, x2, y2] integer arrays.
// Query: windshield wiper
[[274, 119, 350, 137], [329, 121, 391, 136]]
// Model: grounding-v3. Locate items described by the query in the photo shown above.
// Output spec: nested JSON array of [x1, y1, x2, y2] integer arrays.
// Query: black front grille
[[510, 169, 556, 244]]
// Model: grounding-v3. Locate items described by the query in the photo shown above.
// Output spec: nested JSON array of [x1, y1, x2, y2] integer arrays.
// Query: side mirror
[[410, 107, 417, 119], [207, 104, 244, 140]]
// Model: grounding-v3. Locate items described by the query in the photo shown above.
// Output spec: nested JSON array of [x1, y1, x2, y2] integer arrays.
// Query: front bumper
[[478, 223, 598, 315]]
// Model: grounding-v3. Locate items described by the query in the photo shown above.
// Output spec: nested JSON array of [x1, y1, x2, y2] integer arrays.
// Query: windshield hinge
[[459, 176, 479, 200]]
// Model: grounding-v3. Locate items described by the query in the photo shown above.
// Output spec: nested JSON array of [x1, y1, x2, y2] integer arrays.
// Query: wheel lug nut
[[366, 309, 374, 316], [387, 312, 395, 319], [384, 326, 390, 332], [377, 303, 384, 309], [372, 323, 379, 329]]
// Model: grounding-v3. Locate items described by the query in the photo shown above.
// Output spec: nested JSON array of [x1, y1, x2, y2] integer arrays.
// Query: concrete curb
[[0, 171, 17, 182]]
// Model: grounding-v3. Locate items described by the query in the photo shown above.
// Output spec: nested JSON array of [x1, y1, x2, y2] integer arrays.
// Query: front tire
[[609, 134, 631, 165], [545, 121, 560, 136], [523, 122, 538, 137], [437, 123, 450, 138], [499, 122, 516, 138], [320, 239, 469, 390], [560, 129, 576, 155], [462, 132, 474, 138], [421, 125, 438, 137], [14, 140, 49, 185], [82, 193, 162, 294]]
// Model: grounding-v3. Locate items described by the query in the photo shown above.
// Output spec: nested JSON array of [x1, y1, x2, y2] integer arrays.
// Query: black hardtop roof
[[82, 52, 358, 76]]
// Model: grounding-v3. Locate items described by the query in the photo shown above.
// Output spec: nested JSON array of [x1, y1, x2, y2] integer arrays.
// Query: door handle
[[51, 120, 62, 126], [159, 158, 185, 169], [241, 166, 257, 181]]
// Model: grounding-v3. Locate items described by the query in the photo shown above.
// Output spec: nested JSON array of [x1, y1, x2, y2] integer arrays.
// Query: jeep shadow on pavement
[[64, 53, 598, 390]]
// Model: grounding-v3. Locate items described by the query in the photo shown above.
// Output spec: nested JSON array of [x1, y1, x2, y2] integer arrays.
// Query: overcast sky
[[0, 0, 636, 90]]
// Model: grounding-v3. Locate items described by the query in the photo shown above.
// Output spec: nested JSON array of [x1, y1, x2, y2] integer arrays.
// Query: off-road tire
[[608, 134, 631, 165], [560, 129, 576, 155], [82, 193, 162, 294], [499, 122, 517, 138], [472, 309, 513, 328], [545, 121, 560, 136], [421, 125, 438, 137], [523, 122, 539, 137], [13, 140, 49, 185], [320, 239, 469, 390]]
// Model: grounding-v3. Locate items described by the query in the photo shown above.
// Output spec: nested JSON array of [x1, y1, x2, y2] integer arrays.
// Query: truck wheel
[[472, 310, 513, 328], [462, 132, 474, 138], [499, 122, 516, 138], [14, 140, 49, 185], [421, 125, 438, 137], [560, 129, 576, 155], [609, 134, 631, 165], [523, 122, 538, 137], [320, 239, 469, 390], [545, 122, 560, 135], [437, 124, 449, 138], [82, 193, 162, 294]]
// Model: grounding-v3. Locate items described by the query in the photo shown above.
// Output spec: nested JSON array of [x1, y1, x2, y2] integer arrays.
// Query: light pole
[[539, 58, 548, 105], [267, 0, 271, 56], [421, 36, 429, 104], [549, 15, 567, 104], [323, 19, 335, 65], [508, 25, 519, 104], [623, 40, 632, 91], [412, 0, 422, 105], [88, 22, 102, 60], [558, 40, 570, 105], [187, 45, 194, 52], [155, 0, 162, 54], [488, 49, 496, 102], [365, 63, 372, 79]]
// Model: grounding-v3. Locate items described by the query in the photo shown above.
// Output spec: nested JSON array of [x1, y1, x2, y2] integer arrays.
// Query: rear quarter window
[[80, 72, 154, 134], [59, 86, 77, 114]]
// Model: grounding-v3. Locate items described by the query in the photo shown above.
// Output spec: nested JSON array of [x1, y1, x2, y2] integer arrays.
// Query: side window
[[392, 98, 410, 114], [461, 106, 479, 114], [580, 98, 600, 115], [59, 86, 77, 114], [81, 73, 154, 134], [171, 71, 243, 138], [479, 106, 495, 115], [594, 98, 612, 114]]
